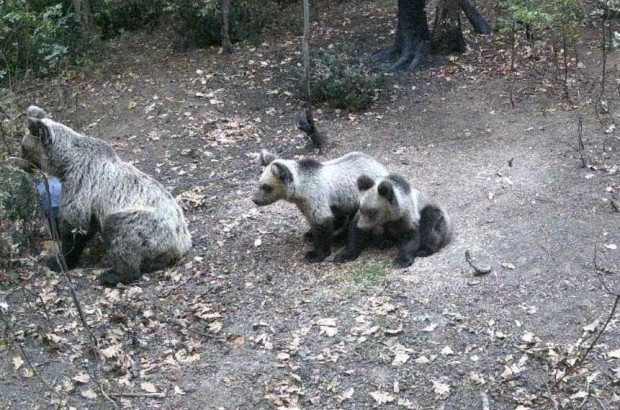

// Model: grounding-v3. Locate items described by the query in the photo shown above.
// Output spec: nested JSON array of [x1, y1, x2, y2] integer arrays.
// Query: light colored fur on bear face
[[24, 106, 192, 284], [252, 150, 389, 225], [357, 177, 428, 231]]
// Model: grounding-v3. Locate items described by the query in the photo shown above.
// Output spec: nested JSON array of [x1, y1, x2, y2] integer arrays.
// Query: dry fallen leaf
[[141, 382, 158, 393], [81, 389, 98, 399], [432, 380, 451, 399], [470, 372, 485, 385], [392, 351, 410, 366], [422, 323, 438, 332], [607, 349, 620, 359], [99, 344, 121, 359], [209, 321, 223, 333], [337, 387, 354, 402], [319, 326, 338, 337], [415, 356, 430, 364], [370, 391, 395, 404], [13, 355, 23, 371], [73, 372, 91, 384], [583, 320, 600, 333], [317, 318, 337, 327], [441, 346, 454, 356]]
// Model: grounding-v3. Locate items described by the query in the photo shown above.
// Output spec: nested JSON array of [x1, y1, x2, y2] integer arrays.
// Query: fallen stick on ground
[[465, 250, 492, 276], [111, 392, 167, 399]]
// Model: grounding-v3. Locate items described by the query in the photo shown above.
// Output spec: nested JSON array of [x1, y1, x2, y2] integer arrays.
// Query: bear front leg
[[305, 218, 334, 263], [333, 213, 371, 264], [393, 231, 422, 269], [47, 227, 93, 272]]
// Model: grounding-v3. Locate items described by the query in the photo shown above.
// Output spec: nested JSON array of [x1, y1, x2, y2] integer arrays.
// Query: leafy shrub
[[92, 0, 171, 40], [303, 51, 386, 112], [0, 1, 82, 81], [172, 0, 271, 49]]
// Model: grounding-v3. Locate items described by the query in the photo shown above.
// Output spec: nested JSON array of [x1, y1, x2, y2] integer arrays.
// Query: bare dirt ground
[[1, 1, 620, 409]]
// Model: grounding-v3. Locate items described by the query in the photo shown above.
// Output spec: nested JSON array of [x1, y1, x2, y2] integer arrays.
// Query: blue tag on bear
[[36, 177, 62, 222]]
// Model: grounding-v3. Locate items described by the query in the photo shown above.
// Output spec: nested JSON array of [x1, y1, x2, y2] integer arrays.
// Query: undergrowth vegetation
[[0, 0, 287, 85], [301, 50, 386, 112]]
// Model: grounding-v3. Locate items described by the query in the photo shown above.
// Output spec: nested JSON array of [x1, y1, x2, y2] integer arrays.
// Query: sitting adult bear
[[23, 106, 192, 285]]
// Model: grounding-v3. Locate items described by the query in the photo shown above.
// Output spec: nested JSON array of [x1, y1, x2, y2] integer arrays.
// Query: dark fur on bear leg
[[393, 254, 415, 269], [333, 214, 372, 264], [98, 267, 142, 286], [98, 270, 123, 286], [303, 230, 314, 242], [392, 232, 422, 269], [46, 229, 93, 272], [420, 205, 450, 253], [305, 219, 334, 263]]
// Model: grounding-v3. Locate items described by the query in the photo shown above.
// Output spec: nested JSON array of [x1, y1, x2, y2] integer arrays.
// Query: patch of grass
[[351, 263, 387, 290]]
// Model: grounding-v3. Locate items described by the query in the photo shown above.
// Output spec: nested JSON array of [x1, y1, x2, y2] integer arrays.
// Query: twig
[[32, 165, 118, 409], [593, 233, 618, 297], [610, 193, 619, 213], [578, 379, 590, 409], [480, 390, 490, 410], [509, 20, 517, 108], [562, 30, 570, 100], [465, 250, 492, 276], [568, 234, 620, 370], [298, 0, 325, 151], [110, 392, 166, 399], [593, 395, 607, 410], [577, 115, 587, 168]]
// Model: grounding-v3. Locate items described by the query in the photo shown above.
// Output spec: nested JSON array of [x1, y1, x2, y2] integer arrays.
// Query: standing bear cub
[[24, 106, 192, 285], [334, 174, 452, 268], [252, 150, 389, 262]]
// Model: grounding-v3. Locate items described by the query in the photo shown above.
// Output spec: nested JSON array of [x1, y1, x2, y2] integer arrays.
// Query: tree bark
[[376, 0, 430, 71], [220, 0, 232, 53], [431, 0, 465, 54], [460, 0, 491, 34], [309, 0, 317, 21], [72, 0, 96, 38], [378, 0, 488, 70]]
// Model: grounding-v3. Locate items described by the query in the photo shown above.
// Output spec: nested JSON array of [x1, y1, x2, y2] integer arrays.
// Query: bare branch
[[111, 392, 167, 399]]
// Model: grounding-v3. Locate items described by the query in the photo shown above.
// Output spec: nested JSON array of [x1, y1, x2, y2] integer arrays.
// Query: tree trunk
[[431, 0, 465, 54], [72, 0, 96, 38], [461, 0, 491, 34], [376, 0, 430, 71], [220, 0, 232, 53], [299, 0, 325, 150], [308, 0, 317, 21]]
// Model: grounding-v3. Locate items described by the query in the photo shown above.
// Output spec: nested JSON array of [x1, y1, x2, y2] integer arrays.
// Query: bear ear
[[27, 118, 52, 147], [271, 162, 293, 184], [357, 175, 375, 191], [377, 180, 395, 202], [26, 105, 47, 120], [259, 149, 278, 166]]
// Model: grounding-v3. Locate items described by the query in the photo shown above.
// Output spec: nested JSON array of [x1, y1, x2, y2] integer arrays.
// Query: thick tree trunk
[[220, 0, 232, 53], [378, 0, 487, 70], [431, 0, 465, 54], [461, 0, 491, 34], [376, 0, 430, 71], [72, 0, 96, 38]]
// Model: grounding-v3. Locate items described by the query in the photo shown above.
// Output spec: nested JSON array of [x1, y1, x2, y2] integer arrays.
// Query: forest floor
[[1, 1, 620, 409]]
